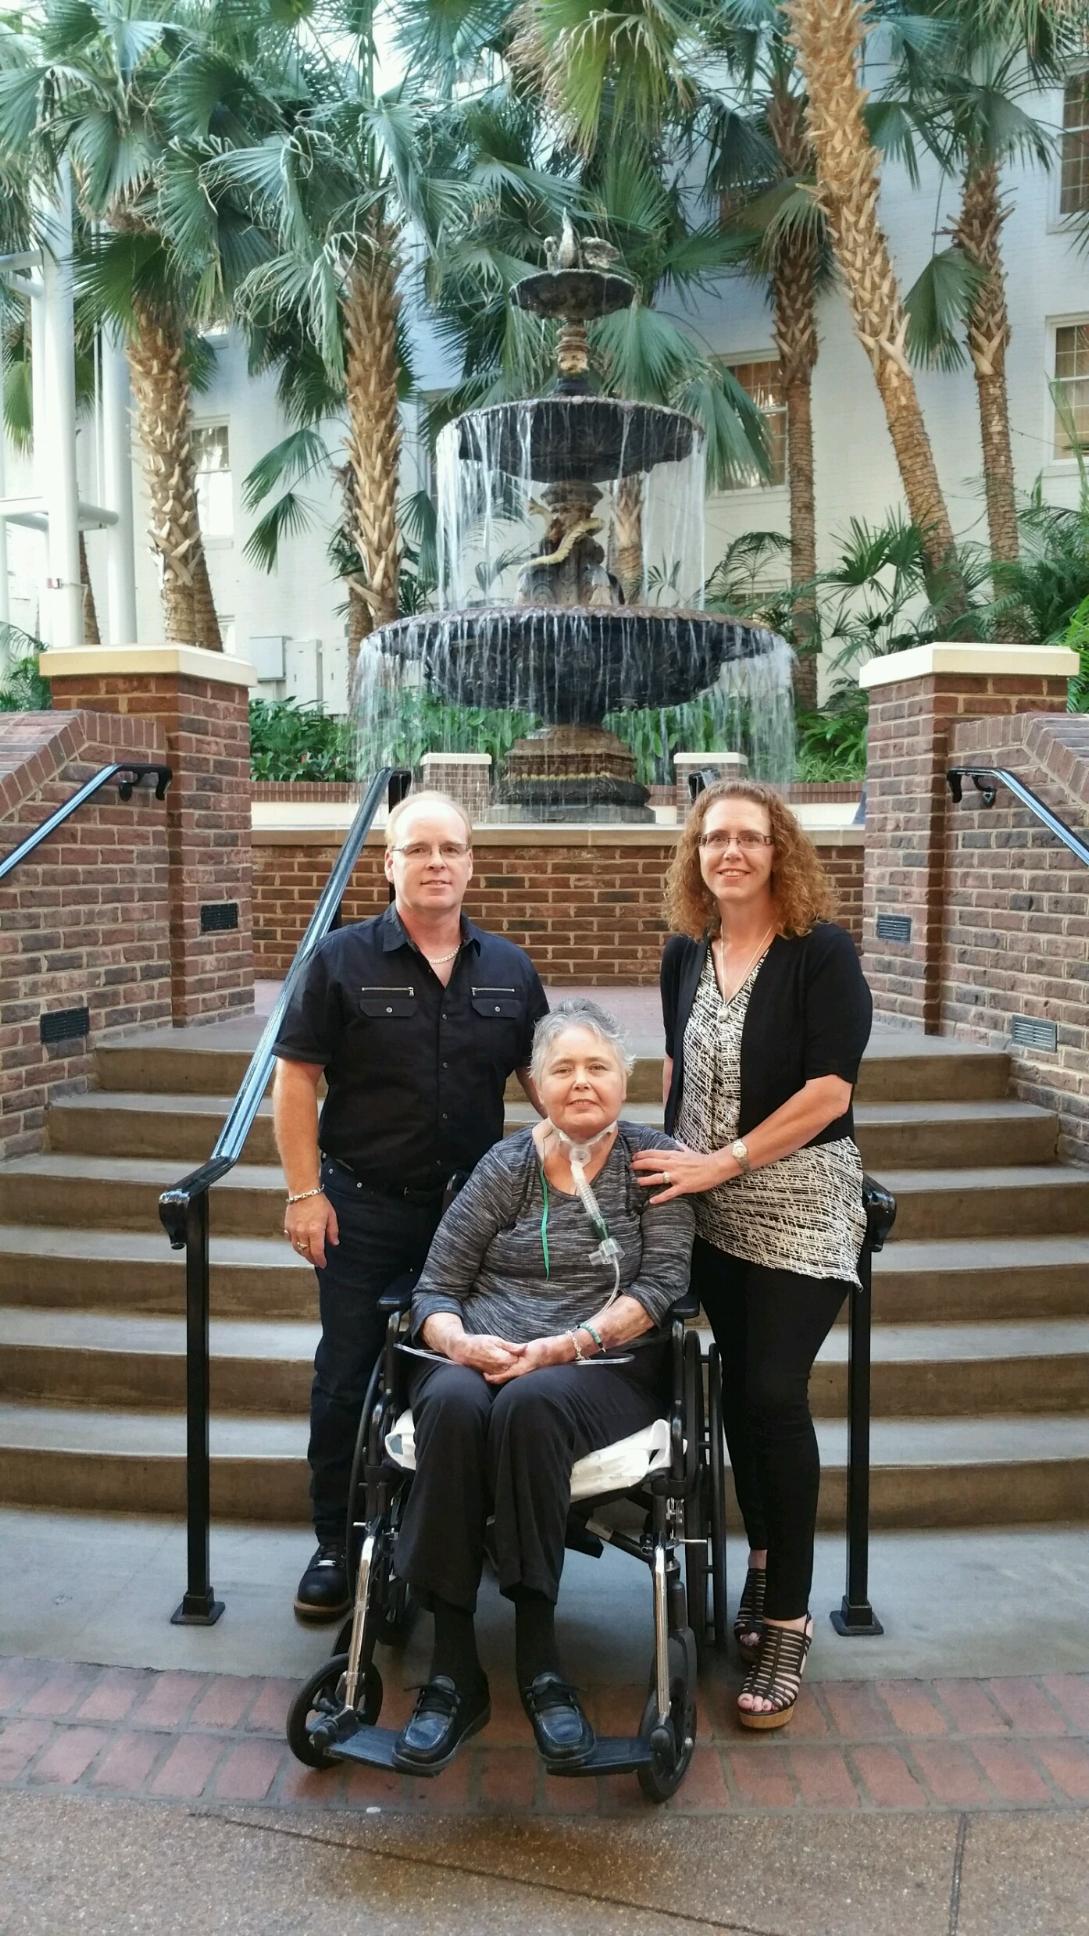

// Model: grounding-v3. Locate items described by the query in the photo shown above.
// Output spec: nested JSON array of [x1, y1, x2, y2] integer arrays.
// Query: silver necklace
[[715, 924, 775, 1002], [424, 946, 460, 965]]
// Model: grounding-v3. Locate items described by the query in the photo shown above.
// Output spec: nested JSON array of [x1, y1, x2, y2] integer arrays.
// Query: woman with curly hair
[[632, 781, 872, 1732]]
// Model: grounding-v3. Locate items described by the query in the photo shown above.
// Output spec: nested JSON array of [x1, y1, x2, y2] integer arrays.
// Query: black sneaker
[[294, 1542, 351, 1621]]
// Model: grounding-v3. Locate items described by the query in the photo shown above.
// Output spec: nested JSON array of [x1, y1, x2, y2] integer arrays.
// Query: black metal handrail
[[158, 764, 411, 1626], [0, 762, 172, 882], [948, 765, 1089, 869], [831, 1174, 897, 1637]]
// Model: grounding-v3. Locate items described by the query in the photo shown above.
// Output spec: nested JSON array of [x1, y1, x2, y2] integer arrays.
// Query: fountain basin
[[456, 397, 696, 482], [369, 607, 790, 723]]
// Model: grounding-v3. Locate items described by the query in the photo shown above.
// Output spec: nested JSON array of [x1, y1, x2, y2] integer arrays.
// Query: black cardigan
[[661, 923, 873, 1147]]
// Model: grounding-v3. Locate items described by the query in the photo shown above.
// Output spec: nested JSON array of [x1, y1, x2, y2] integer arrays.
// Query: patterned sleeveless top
[[675, 950, 865, 1285]]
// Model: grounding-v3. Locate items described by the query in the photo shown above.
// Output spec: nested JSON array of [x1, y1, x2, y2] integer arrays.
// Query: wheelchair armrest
[[378, 1269, 419, 1315], [668, 1287, 700, 1322]]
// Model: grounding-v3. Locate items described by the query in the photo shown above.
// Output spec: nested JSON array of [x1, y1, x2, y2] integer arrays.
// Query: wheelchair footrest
[[546, 1736, 654, 1777], [324, 1724, 413, 1774]]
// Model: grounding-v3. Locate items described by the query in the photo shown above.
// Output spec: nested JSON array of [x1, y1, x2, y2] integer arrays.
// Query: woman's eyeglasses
[[698, 830, 774, 852]]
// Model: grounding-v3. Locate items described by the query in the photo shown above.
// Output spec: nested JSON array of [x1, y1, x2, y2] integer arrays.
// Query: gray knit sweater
[[412, 1125, 695, 1345]]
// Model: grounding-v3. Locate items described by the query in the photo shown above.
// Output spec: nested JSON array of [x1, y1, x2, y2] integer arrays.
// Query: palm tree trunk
[[342, 241, 402, 656], [126, 308, 222, 650], [79, 532, 100, 645], [955, 160, 1020, 589], [767, 86, 820, 709], [612, 475, 644, 603], [784, 0, 971, 626]]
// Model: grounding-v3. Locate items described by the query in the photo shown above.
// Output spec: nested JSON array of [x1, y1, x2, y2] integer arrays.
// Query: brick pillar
[[43, 645, 256, 1024], [419, 752, 492, 822], [860, 643, 1077, 1033], [673, 750, 748, 820]]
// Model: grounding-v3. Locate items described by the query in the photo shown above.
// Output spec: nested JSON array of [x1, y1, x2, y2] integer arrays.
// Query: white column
[[100, 329, 137, 644], [37, 164, 82, 652]]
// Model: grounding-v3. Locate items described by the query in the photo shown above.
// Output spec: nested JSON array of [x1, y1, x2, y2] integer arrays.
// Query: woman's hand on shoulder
[[483, 1333, 572, 1384], [631, 1142, 729, 1204]]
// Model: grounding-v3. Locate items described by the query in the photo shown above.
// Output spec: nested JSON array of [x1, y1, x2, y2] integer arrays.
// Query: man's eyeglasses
[[697, 830, 774, 852], [392, 841, 472, 861]]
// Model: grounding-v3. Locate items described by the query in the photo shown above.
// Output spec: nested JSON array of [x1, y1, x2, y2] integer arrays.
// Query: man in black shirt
[[273, 791, 548, 1618]]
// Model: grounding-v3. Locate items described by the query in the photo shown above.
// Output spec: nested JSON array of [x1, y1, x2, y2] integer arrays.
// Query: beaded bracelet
[[578, 1321, 605, 1356]]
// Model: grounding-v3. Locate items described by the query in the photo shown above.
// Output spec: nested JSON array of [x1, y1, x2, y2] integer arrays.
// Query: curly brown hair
[[664, 781, 836, 939]]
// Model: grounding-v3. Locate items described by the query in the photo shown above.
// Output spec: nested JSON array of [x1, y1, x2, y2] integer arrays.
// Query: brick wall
[[0, 711, 172, 1158], [942, 712, 1089, 1162], [253, 831, 865, 982], [863, 671, 1068, 1031], [49, 672, 253, 1024]]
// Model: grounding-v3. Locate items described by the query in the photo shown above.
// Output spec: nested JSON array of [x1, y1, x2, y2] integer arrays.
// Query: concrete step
[[3, 1305, 1087, 1421], [94, 1030, 1013, 1107], [47, 1089, 1059, 1171], [5, 1151, 1088, 1240], [2, 1222, 1086, 1327], [0, 1399, 1086, 1527], [0, 1309, 317, 1412]]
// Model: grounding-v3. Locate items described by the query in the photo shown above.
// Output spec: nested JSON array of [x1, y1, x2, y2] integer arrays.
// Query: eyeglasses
[[391, 841, 472, 862], [697, 830, 774, 852]]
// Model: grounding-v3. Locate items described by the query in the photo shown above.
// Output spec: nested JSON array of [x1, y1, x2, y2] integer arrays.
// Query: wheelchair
[[286, 1276, 729, 1804]]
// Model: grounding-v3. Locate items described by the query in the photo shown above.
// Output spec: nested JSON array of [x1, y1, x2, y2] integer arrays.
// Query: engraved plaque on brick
[[876, 913, 912, 944], [40, 1005, 90, 1045], [200, 901, 240, 933]]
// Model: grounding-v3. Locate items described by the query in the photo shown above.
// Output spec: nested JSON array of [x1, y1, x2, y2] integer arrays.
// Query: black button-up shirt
[[272, 907, 548, 1190]]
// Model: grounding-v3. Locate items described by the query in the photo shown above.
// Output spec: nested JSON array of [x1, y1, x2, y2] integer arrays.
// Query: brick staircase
[[0, 1024, 1087, 1528]]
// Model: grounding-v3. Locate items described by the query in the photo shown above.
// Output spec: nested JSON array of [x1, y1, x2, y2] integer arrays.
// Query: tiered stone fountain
[[361, 223, 792, 819]]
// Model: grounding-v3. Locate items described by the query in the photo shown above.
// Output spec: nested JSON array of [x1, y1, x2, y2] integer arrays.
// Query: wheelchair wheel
[[637, 1630, 697, 1805], [286, 1653, 382, 1771], [706, 1345, 728, 1650]]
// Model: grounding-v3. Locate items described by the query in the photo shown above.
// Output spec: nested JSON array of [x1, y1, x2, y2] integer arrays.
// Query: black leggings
[[691, 1239, 849, 1621]]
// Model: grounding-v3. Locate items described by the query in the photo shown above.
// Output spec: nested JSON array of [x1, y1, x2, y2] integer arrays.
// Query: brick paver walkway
[[2, 1656, 1087, 1817]]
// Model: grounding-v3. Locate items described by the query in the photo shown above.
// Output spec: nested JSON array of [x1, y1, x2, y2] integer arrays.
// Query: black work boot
[[294, 1542, 351, 1620]]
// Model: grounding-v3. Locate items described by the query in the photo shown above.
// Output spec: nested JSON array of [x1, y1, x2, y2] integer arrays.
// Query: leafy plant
[[0, 637, 51, 712], [793, 685, 868, 781], [249, 698, 355, 782], [1061, 594, 1089, 714]]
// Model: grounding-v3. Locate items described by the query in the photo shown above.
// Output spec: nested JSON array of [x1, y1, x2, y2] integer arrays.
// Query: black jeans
[[395, 1347, 667, 1612], [308, 1160, 443, 1542], [691, 1238, 849, 1621]]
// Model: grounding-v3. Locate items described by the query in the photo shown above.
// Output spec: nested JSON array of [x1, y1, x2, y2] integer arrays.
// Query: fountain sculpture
[[359, 221, 793, 817]]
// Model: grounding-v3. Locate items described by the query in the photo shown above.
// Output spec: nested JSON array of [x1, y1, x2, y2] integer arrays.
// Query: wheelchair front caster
[[286, 1653, 383, 1770], [636, 1632, 697, 1804]]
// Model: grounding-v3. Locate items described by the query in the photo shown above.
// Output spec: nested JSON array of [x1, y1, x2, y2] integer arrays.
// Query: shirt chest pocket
[[359, 985, 417, 1019], [471, 986, 521, 1021]]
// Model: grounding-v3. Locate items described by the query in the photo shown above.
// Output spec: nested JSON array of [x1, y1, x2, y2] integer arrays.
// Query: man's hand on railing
[[284, 1190, 339, 1270]]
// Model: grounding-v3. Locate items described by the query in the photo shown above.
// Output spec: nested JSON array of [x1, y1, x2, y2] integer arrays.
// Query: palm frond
[[674, 360, 771, 490], [903, 246, 986, 371], [243, 423, 331, 510], [243, 487, 320, 570]]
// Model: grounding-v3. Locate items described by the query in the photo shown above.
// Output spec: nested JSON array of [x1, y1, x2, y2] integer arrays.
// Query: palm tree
[[0, 0, 291, 651], [206, 0, 464, 649], [782, 0, 973, 623], [892, 0, 1074, 579]]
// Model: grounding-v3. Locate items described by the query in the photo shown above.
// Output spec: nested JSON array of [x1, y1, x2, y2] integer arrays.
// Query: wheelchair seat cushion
[[386, 1409, 671, 1501]]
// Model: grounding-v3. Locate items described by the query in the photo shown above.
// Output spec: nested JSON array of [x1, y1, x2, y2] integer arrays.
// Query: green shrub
[[0, 635, 52, 712], [249, 697, 355, 781]]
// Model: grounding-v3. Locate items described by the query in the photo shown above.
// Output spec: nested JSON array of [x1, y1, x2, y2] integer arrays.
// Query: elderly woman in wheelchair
[[288, 996, 719, 1800], [392, 998, 695, 1774]]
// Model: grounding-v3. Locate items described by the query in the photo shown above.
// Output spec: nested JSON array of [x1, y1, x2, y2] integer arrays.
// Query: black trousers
[[394, 1348, 667, 1612], [691, 1238, 849, 1621], [309, 1160, 443, 1542]]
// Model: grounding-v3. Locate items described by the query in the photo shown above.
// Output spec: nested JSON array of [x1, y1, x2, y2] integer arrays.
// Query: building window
[[193, 423, 233, 539], [1061, 73, 1089, 216], [1053, 323, 1089, 458], [721, 358, 787, 489]]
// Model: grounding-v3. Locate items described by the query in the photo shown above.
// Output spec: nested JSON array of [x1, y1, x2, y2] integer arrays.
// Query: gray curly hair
[[529, 998, 635, 1088]]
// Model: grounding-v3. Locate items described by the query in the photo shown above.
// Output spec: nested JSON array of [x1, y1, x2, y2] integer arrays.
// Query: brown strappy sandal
[[732, 1565, 766, 1664], [737, 1615, 813, 1731]]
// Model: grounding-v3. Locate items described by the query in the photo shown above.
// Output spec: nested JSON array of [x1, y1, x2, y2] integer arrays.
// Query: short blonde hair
[[385, 790, 473, 850], [665, 780, 835, 939]]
